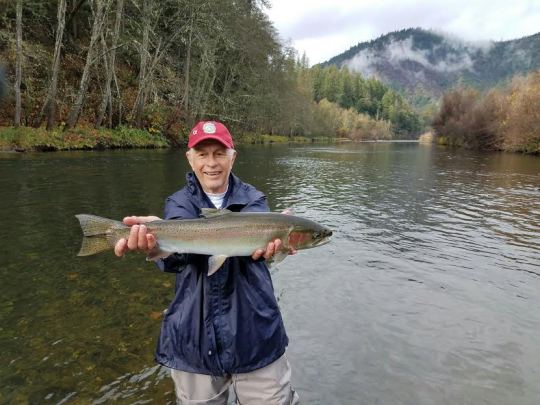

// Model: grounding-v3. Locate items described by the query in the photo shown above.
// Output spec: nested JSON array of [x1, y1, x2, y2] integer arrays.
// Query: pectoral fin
[[208, 255, 228, 276], [146, 245, 174, 261], [266, 250, 288, 268]]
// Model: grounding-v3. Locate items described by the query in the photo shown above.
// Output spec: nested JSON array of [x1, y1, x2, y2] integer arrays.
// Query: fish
[[75, 209, 333, 275]]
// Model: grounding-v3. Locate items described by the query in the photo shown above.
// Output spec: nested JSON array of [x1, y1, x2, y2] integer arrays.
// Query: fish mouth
[[313, 234, 332, 247], [313, 237, 330, 247]]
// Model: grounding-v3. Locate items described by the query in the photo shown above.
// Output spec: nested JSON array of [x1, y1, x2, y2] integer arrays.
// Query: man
[[114, 121, 299, 404]]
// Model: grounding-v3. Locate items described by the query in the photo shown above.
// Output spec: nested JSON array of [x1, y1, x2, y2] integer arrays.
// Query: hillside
[[322, 28, 540, 98], [0, 1, 422, 143]]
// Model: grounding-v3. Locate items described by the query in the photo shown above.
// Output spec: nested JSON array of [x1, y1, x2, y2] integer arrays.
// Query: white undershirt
[[205, 190, 227, 209]]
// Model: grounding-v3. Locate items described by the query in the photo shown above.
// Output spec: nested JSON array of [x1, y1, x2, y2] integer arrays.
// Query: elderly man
[[114, 121, 299, 404]]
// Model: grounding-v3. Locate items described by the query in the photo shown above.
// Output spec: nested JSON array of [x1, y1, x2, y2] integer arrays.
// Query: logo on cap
[[202, 122, 216, 134]]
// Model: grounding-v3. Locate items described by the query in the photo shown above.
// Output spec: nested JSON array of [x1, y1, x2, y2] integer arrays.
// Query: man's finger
[[127, 225, 139, 250], [123, 215, 161, 226], [263, 241, 275, 260], [114, 238, 127, 257], [252, 249, 264, 260], [123, 216, 139, 226], [138, 225, 147, 250], [147, 234, 156, 250]]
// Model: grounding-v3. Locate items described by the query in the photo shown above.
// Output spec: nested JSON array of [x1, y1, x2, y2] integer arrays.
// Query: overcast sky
[[265, 0, 540, 65]]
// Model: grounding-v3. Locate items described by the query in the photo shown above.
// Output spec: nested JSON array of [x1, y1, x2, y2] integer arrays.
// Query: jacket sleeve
[[156, 196, 194, 273]]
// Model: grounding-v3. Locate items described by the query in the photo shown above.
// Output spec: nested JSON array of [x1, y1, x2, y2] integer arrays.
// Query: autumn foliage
[[499, 71, 540, 153], [433, 70, 540, 154]]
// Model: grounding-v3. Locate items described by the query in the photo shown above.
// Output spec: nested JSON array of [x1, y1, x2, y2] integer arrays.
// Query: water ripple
[[1, 145, 539, 404]]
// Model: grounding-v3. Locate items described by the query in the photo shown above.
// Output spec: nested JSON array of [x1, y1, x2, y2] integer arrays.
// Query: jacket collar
[[185, 172, 252, 208]]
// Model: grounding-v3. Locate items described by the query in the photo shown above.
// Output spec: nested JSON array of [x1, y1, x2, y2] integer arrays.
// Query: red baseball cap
[[187, 121, 234, 149]]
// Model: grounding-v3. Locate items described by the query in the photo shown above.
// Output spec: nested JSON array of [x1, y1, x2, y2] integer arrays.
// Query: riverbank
[[0, 126, 338, 152], [0, 126, 169, 152], [434, 134, 539, 155], [418, 131, 434, 144], [416, 130, 539, 155]]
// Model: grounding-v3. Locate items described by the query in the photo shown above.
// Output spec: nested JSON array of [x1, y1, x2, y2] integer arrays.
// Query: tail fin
[[75, 214, 125, 256], [78, 235, 111, 256]]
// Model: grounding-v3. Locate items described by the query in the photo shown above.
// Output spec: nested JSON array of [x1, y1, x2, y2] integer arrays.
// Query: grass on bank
[[0, 126, 339, 152], [0, 126, 169, 151]]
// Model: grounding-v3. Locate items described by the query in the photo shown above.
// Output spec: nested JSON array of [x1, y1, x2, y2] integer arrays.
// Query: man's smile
[[204, 171, 222, 177]]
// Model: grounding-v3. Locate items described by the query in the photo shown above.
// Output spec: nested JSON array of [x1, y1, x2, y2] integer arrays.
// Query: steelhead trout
[[76, 209, 332, 275]]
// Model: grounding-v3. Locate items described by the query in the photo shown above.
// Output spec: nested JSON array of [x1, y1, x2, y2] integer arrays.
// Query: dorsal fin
[[280, 207, 295, 215], [200, 208, 232, 218]]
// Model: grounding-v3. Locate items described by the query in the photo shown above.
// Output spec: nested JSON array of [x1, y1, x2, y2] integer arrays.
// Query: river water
[[1, 142, 539, 404]]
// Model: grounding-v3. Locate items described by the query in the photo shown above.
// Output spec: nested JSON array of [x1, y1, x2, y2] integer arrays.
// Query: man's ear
[[186, 150, 194, 169]]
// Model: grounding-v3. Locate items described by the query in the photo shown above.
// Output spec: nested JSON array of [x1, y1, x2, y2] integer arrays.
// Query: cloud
[[266, 0, 540, 64], [342, 33, 501, 80]]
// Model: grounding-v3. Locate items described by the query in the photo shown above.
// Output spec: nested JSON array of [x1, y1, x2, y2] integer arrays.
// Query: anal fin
[[208, 255, 228, 276]]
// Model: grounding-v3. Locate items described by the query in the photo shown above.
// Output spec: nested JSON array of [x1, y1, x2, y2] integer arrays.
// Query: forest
[[0, 0, 423, 151]]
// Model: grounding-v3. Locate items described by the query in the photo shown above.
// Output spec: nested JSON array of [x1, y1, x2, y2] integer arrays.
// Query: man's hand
[[114, 216, 161, 257], [251, 239, 298, 261]]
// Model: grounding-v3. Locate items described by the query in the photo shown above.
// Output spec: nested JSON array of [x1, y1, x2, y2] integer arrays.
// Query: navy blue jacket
[[154, 172, 289, 375]]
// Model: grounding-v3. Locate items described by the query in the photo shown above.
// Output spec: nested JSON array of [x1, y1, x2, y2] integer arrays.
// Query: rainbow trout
[[76, 209, 332, 275]]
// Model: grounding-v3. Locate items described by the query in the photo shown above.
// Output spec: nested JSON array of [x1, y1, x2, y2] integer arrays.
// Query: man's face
[[186, 140, 236, 194]]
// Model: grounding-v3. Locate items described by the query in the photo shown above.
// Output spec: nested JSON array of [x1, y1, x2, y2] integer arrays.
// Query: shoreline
[[0, 126, 343, 152], [0, 126, 168, 152]]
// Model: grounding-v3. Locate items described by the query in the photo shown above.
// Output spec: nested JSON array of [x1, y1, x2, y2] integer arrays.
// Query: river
[[1, 142, 539, 404]]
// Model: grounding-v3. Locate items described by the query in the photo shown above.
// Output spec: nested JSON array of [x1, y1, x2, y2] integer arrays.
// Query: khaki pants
[[171, 354, 300, 404]]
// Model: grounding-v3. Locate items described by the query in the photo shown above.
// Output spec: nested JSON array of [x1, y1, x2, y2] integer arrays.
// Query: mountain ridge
[[321, 28, 540, 98]]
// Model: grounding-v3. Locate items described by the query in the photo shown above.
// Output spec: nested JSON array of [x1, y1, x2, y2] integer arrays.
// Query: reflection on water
[[1, 144, 539, 404]]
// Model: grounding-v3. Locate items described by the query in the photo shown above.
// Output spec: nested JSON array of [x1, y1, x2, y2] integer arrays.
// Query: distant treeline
[[310, 65, 423, 138], [433, 70, 540, 154], [0, 0, 423, 146]]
